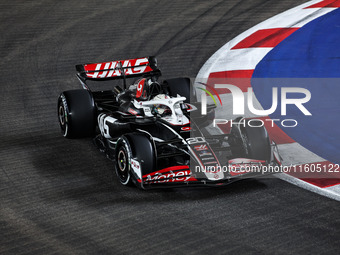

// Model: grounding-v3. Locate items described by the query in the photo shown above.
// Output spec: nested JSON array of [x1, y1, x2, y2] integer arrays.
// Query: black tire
[[230, 118, 271, 162], [163, 77, 196, 103], [57, 89, 96, 138], [115, 134, 156, 186]]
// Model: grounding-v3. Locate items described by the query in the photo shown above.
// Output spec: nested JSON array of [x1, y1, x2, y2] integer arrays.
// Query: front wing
[[130, 160, 276, 190]]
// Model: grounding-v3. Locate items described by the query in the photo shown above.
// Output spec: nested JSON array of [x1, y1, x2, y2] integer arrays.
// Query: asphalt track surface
[[1, 1, 340, 254]]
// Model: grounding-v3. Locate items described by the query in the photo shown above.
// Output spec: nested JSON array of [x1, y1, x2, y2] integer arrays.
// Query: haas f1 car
[[58, 56, 281, 189]]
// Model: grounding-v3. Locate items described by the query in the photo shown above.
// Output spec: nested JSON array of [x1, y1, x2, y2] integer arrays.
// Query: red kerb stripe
[[285, 161, 340, 188], [305, 0, 340, 8], [208, 70, 253, 94], [231, 28, 299, 49]]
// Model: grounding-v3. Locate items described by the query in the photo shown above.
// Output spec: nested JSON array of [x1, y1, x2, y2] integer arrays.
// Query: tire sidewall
[[230, 118, 271, 162], [241, 121, 271, 162], [57, 89, 96, 139], [164, 77, 196, 103], [115, 133, 156, 187]]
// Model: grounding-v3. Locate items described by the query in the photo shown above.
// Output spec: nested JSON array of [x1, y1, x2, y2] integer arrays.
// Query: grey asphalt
[[1, 0, 339, 254]]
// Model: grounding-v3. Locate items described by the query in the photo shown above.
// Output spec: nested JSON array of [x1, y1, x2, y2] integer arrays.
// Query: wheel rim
[[117, 147, 129, 183], [58, 105, 65, 126], [118, 150, 127, 172]]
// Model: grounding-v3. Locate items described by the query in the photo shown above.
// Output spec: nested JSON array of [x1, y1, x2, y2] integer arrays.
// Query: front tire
[[115, 134, 156, 187], [115, 137, 132, 185], [230, 118, 271, 162]]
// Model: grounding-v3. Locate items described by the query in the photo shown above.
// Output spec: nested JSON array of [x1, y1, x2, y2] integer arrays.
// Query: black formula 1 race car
[[58, 56, 281, 189]]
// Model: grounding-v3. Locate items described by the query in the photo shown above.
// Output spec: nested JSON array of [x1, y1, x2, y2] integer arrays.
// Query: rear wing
[[76, 56, 161, 83]]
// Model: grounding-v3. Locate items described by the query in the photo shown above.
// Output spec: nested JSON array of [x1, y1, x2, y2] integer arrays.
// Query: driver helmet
[[153, 104, 172, 117], [152, 94, 172, 117]]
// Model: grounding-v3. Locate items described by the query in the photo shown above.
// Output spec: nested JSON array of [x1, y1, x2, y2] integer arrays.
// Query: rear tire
[[115, 134, 156, 187], [230, 118, 271, 162], [163, 77, 196, 103], [57, 89, 96, 138]]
